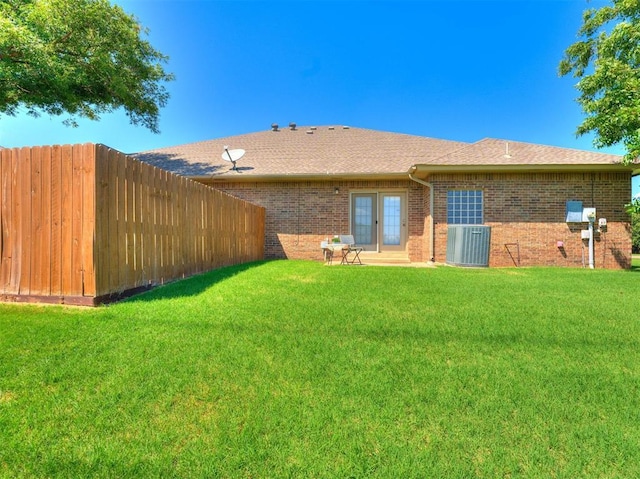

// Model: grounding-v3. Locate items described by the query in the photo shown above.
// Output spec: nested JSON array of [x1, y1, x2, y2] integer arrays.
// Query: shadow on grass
[[121, 260, 272, 304]]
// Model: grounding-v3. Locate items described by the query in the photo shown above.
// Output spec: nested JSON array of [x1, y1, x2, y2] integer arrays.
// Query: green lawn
[[1, 261, 640, 478]]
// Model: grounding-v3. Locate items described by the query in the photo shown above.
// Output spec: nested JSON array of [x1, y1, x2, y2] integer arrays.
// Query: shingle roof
[[134, 126, 468, 178], [427, 138, 622, 166], [134, 126, 628, 179]]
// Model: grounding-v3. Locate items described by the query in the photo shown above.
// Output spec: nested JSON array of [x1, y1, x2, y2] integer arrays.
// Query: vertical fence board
[[179, 176, 186, 275], [192, 183, 199, 272], [175, 176, 184, 278], [167, 170, 176, 279], [166, 170, 173, 279], [50, 146, 62, 296], [60, 145, 74, 295], [125, 154, 135, 286], [39, 146, 52, 296], [94, 145, 110, 296], [151, 165, 160, 283], [7, 149, 21, 294], [188, 180, 196, 275], [29, 147, 43, 295], [178, 175, 185, 277], [153, 166, 161, 282], [116, 152, 128, 291], [70, 144, 84, 296], [200, 183, 206, 270], [140, 160, 151, 286], [81, 143, 96, 296], [107, 148, 120, 293], [0, 148, 10, 294], [160, 168, 169, 282], [137, 159, 146, 286], [0, 150, 4, 294], [18, 147, 31, 294], [130, 158, 141, 287]]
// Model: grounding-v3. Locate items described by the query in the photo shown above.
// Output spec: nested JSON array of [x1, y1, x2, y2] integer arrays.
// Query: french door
[[351, 191, 407, 252]]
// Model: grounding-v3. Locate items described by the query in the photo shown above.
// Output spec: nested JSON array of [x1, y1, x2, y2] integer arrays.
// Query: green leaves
[[0, 0, 174, 132], [560, 0, 640, 164], [628, 200, 640, 252], [625, 197, 640, 214]]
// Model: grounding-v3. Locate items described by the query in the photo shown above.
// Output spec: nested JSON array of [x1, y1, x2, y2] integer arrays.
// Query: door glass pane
[[354, 196, 373, 244], [383, 196, 401, 245]]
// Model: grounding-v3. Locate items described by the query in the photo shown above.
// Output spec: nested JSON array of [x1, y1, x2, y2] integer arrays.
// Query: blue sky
[[1, 0, 638, 196]]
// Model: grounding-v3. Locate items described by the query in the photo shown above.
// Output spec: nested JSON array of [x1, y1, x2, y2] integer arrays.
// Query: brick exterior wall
[[203, 170, 632, 269], [430, 171, 632, 269], [205, 179, 425, 261]]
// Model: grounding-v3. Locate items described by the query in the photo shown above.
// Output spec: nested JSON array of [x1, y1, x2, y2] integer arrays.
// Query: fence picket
[[60, 145, 74, 295], [29, 147, 42, 295], [50, 146, 62, 296], [7, 149, 21, 295], [18, 147, 32, 294], [125, 153, 135, 287], [0, 144, 265, 304], [81, 144, 96, 296], [39, 146, 53, 296], [70, 144, 84, 296], [94, 145, 109, 296], [0, 148, 11, 294]]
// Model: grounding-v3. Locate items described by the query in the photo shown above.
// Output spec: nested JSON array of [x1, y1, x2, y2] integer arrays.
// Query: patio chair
[[339, 235, 363, 265]]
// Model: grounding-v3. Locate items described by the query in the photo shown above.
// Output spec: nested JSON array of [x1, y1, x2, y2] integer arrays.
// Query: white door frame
[[349, 190, 408, 252]]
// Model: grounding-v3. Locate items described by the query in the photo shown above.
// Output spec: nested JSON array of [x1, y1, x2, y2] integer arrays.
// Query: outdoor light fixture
[[334, 187, 339, 195]]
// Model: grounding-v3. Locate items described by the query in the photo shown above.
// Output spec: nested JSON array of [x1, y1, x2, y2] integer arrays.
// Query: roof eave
[[190, 172, 410, 184], [408, 163, 636, 178]]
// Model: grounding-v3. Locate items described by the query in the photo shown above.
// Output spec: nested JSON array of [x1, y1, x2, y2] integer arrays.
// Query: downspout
[[409, 171, 435, 262]]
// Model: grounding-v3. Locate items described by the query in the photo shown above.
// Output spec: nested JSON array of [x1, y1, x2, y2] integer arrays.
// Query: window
[[447, 190, 483, 224], [382, 195, 401, 245], [354, 195, 374, 244]]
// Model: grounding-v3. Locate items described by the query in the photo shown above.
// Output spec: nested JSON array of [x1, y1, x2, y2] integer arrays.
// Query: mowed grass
[[1, 261, 640, 478]]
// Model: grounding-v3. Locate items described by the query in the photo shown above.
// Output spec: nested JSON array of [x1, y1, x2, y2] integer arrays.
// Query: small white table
[[320, 242, 349, 265]]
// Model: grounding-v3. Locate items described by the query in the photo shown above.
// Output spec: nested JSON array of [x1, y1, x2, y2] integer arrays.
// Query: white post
[[588, 220, 595, 269]]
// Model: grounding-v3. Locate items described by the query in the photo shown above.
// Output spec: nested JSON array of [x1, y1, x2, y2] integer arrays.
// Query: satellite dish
[[221, 146, 245, 170]]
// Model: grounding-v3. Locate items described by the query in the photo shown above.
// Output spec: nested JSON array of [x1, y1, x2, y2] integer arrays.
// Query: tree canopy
[[559, 0, 640, 165], [0, 0, 174, 132]]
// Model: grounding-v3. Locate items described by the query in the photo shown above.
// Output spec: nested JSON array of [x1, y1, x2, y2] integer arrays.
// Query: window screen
[[447, 190, 483, 224]]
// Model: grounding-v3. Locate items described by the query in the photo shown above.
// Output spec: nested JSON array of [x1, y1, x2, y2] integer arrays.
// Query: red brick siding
[[206, 180, 425, 261], [431, 172, 631, 269], [202, 171, 631, 269]]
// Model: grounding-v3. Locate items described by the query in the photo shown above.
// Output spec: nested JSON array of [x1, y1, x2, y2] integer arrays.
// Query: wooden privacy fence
[[0, 143, 265, 305]]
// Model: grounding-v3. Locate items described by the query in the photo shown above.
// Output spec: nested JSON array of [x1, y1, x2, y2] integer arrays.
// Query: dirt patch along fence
[[0, 144, 265, 305]]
